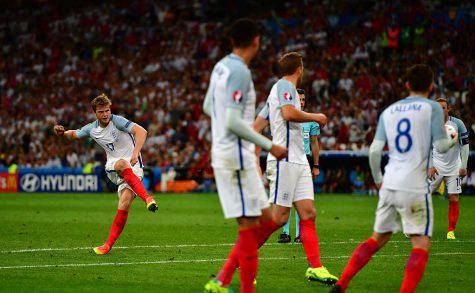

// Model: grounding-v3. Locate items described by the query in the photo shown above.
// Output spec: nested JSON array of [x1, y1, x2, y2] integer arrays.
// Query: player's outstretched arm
[[53, 125, 79, 140], [130, 124, 147, 166], [281, 105, 327, 126], [226, 108, 287, 160]]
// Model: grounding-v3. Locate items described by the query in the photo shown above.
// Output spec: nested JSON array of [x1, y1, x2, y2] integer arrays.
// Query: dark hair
[[436, 97, 448, 104], [91, 93, 111, 112], [297, 89, 305, 95], [227, 19, 260, 48], [405, 64, 434, 92], [278, 52, 303, 76]]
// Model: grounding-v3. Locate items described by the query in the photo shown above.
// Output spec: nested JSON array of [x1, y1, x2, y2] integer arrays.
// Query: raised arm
[[54, 123, 92, 140]]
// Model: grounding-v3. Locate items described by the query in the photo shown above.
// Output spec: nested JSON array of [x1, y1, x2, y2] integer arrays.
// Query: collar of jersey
[[228, 53, 245, 64]]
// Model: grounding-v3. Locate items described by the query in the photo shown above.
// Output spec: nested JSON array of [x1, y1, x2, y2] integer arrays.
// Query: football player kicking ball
[[428, 98, 469, 240], [202, 19, 287, 293], [54, 94, 157, 255], [330, 64, 456, 293]]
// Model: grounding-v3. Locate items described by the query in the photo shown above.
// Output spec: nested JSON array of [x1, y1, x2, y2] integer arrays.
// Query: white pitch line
[[1, 239, 474, 254], [0, 252, 474, 270]]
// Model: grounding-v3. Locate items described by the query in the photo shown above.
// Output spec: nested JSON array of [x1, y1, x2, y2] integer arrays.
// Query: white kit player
[[331, 64, 456, 293], [265, 52, 338, 284], [202, 19, 287, 293], [54, 93, 157, 255], [428, 98, 470, 239]]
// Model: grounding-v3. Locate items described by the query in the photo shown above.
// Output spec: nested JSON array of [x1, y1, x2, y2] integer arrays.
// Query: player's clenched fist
[[270, 144, 287, 161], [54, 125, 65, 135], [313, 113, 327, 127]]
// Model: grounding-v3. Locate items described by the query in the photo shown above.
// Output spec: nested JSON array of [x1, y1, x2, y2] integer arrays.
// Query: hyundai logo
[[20, 174, 40, 192]]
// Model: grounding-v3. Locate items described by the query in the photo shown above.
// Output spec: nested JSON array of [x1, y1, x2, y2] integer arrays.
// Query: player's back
[[381, 96, 441, 193], [208, 54, 256, 170]]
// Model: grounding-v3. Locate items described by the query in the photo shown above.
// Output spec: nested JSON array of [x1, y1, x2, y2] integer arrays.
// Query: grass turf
[[0, 193, 474, 292]]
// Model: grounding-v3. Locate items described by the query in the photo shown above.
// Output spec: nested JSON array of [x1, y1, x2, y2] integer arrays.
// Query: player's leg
[[293, 198, 337, 284], [332, 189, 398, 292], [208, 168, 277, 292], [398, 190, 433, 292], [445, 176, 461, 239], [235, 216, 260, 293], [114, 159, 157, 211], [215, 207, 278, 287], [400, 235, 430, 293], [94, 187, 134, 255], [331, 232, 390, 292], [279, 208, 292, 243], [294, 208, 301, 242]]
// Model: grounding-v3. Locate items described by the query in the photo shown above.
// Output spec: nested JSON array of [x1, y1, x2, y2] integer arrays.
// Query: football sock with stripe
[[105, 209, 129, 247], [400, 248, 428, 293], [336, 237, 380, 290], [122, 168, 151, 202]]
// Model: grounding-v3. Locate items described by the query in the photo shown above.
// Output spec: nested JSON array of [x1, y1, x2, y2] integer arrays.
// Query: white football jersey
[[375, 96, 445, 193], [76, 114, 143, 170], [206, 53, 257, 170], [266, 79, 307, 165], [432, 116, 469, 176]]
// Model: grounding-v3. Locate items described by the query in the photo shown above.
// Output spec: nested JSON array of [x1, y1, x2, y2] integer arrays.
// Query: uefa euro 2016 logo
[[283, 92, 292, 101], [232, 90, 243, 103]]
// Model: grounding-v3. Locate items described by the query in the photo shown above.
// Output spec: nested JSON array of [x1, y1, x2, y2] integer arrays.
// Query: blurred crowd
[[0, 0, 473, 186]]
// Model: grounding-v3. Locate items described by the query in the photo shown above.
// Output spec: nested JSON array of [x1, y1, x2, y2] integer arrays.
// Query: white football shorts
[[213, 167, 270, 219], [266, 161, 314, 207], [374, 188, 434, 237], [429, 174, 462, 194], [106, 159, 144, 198]]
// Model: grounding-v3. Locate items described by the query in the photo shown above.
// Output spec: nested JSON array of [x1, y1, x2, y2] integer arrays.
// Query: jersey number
[[395, 118, 412, 153], [106, 143, 115, 151]]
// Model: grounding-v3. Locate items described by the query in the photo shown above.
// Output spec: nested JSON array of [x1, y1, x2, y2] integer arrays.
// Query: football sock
[[238, 226, 258, 293], [295, 209, 300, 237], [217, 219, 280, 286], [282, 209, 291, 235], [400, 248, 428, 293], [299, 219, 322, 268], [122, 168, 151, 202], [336, 237, 380, 290], [448, 201, 459, 232], [105, 209, 129, 247]]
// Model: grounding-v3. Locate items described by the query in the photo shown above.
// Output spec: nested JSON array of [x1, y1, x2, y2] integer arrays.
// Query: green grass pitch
[[0, 193, 474, 292]]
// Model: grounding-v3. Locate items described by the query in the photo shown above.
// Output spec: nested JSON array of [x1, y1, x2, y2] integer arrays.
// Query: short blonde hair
[[91, 93, 111, 111]]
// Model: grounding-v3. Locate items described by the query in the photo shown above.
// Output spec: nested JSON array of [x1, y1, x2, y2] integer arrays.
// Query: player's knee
[[114, 159, 130, 173], [299, 208, 316, 221], [448, 194, 459, 202]]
